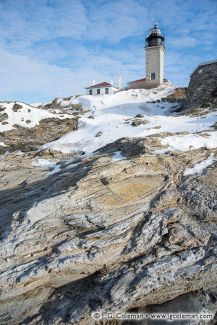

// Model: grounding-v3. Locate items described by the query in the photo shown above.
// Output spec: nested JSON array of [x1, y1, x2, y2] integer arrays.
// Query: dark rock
[[95, 131, 103, 137], [184, 61, 217, 111], [100, 177, 110, 185], [12, 103, 23, 112], [0, 113, 8, 122], [134, 114, 144, 118], [131, 119, 149, 127]]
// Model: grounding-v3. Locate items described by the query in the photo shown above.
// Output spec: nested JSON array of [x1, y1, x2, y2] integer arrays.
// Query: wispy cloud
[[0, 0, 216, 102]]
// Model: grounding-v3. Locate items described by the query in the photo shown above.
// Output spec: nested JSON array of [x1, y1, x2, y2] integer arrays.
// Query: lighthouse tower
[[145, 23, 165, 88]]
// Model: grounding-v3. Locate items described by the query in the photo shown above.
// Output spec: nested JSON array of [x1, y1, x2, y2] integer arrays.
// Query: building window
[[89, 89, 92, 95], [150, 73, 156, 80], [97, 88, 100, 94], [105, 88, 109, 94]]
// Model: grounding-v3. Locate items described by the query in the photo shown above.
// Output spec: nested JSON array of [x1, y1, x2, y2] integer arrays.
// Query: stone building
[[128, 23, 165, 89], [184, 60, 217, 110]]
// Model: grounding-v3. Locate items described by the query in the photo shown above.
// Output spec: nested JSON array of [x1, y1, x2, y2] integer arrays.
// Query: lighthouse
[[128, 22, 166, 89], [145, 22, 165, 87]]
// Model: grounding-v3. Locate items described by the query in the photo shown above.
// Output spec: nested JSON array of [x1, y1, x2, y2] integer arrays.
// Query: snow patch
[[32, 159, 56, 169], [160, 132, 217, 152], [112, 151, 127, 161], [0, 101, 71, 132], [32, 159, 61, 175], [184, 156, 216, 176], [40, 84, 217, 155]]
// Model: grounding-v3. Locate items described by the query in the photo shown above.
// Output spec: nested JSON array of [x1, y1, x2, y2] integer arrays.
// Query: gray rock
[[0, 142, 216, 324], [184, 61, 217, 111]]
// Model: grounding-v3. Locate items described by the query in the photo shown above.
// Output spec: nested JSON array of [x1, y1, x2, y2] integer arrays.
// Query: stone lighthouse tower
[[145, 23, 165, 88]]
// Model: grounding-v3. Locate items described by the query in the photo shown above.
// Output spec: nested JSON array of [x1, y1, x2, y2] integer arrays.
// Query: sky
[[0, 0, 216, 103]]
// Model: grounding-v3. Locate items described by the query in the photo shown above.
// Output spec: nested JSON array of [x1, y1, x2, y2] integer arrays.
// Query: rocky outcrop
[[184, 60, 217, 111], [0, 137, 216, 324], [163, 87, 187, 103], [0, 117, 78, 152]]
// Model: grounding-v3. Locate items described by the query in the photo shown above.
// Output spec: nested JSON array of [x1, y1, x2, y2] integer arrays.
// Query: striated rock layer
[[0, 137, 216, 324]]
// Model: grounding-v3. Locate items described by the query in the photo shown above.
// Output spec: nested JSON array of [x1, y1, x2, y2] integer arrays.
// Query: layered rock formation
[[0, 137, 216, 324], [0, 117, 78, 152], [0, 80, 216, 324], [0, 101, 81, 153]]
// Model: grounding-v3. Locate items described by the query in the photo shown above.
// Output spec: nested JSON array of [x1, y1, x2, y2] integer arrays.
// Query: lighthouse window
[[151, 73, 156, 80], [105, 88, 109, 94], [97, 88, 100, 94], [89, 89, 93, 95]]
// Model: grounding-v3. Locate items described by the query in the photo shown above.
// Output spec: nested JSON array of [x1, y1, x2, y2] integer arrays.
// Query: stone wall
[[184, 60, 217, 110]]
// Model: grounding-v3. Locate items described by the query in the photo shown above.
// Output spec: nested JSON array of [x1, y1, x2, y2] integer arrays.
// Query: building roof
[[128, 78, 146, 84], [85, 82, 117, 89], [128, 78, 168, 85]]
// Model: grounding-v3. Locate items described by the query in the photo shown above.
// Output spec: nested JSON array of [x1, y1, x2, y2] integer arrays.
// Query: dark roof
[[128, 78, 168, 85], [128, 78, 146, 84], [85, 82, 116, 89]]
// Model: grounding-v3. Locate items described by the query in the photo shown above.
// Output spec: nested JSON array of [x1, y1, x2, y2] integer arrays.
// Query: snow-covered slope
[[55, 82, 175, 110], [0, 101, 71, 132], [43, 84, 217, 154]]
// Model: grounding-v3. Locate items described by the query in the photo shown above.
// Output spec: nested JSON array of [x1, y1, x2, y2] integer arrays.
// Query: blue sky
[[0, 0, 216, 103]]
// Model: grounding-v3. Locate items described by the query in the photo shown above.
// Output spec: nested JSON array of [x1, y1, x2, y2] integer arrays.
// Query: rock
[[131, 119, 149, 127], [0, 117, 78, 152], [25, 120, 31, 124], [100, 176, 110, 185], [12, 103, 23, 112], [184, 61, 217, 111], [163, 87, 187, 103], [95, 131, 103, 137], [134, 114, 144, 118], [0, 140, 216, 324], [124, 289, 217, 324], [0, 113, 8, 122]]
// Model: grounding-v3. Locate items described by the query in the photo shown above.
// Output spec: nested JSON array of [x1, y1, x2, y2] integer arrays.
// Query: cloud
[[168, 36, 198, 48], [0, 46, 143, 102], [0, 0, 216, 102]]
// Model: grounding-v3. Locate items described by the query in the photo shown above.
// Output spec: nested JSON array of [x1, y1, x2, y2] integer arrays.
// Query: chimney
[[92, 79, 95, 86], [118, 76, 122, 89]]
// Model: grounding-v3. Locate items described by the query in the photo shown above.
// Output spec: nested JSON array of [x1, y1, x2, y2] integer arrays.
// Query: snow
[[56, 82, 175, 111], [112, 151, 127, 161], [43, 84, 217, 154], [184, 156, 216, 176], [32, 159, 61, 175], [0, 142, 6, 147], [32, 159, 56, 169], [160, 132, 217, 152], [48, 164, 61, 175], [0, 101, 71, 132]]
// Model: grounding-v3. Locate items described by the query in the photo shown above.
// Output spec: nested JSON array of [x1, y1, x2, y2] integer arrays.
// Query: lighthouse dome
[[146, 22, 165, 47]]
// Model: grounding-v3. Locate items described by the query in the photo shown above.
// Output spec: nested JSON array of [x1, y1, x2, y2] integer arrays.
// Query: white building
[[85, 82, 119, 96]]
